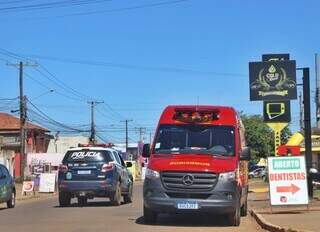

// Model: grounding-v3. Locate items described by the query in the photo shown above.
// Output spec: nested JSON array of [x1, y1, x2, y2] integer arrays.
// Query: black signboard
[[249, 60, 297, 101], [263, 101, 291, 122], [262, 54, 290, 62]]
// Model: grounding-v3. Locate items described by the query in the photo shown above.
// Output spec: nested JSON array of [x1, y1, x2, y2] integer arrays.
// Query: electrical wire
[[0, 0, 112, 13], [24, 0, 190, 19]]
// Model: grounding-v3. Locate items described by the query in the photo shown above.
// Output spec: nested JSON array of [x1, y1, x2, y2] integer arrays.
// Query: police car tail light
[[59, 164, 68, 172], [101, 163, 114, 172]]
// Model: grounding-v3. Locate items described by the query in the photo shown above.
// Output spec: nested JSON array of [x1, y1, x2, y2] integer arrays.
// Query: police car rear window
[[63, 150, 113, 163]]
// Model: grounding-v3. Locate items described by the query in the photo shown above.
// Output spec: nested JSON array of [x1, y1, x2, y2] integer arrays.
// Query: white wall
[[47, 136, 90, 154]]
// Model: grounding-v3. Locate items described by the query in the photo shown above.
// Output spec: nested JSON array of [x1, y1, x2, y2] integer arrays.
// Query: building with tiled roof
[[0, 113, 52, 178]]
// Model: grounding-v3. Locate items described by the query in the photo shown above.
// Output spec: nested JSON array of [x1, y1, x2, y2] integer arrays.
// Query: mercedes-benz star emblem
[[182, 174, 194, 186]]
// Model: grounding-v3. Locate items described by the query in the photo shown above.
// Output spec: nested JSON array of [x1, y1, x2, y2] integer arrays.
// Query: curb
[[250, 209, 314, 232], [16, 193, 56, 202]]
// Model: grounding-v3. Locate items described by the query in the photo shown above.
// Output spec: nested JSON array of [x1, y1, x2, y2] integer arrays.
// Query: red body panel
[[149, 154, 237, 173]]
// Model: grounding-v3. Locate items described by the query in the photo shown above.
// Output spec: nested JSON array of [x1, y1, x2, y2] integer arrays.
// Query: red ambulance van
[[142, 105, 250, 226]]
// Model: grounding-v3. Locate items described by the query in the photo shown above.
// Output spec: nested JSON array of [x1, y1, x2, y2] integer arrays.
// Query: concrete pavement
[[0, 183, 264, 232]]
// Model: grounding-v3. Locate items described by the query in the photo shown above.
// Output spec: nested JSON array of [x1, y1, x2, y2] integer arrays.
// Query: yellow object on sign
[[267, 123, 288, 156]]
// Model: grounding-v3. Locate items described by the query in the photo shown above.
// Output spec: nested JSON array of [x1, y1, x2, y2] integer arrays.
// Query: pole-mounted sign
[[262, 54, 290, 62], [249, 60, 297, 101], [263, 101, 291, 122]]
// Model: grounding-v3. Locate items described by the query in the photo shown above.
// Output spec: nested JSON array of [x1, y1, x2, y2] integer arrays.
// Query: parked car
[[58, 145, 133, 206], [248, 167, 265, 179], [0, 164, 16, 209], [310, 168, 320, 183]]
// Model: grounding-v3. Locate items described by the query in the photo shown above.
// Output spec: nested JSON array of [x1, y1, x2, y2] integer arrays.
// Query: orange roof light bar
[[173, 109, 220, 123]]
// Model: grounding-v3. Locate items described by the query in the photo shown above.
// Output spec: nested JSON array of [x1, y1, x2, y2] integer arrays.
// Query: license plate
[[176, 201, 199, 210], [77, 170, 91, 175]]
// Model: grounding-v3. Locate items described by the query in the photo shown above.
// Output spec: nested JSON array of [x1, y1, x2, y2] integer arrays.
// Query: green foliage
[[240, 113, 291, 162]]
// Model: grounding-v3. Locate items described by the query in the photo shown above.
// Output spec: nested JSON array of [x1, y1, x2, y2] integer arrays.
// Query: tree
[[240, 113, 291, 162]]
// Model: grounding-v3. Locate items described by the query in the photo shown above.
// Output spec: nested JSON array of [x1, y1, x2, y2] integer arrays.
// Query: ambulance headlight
[[145, 168, 160, 179], [219, 171, 237, 181]]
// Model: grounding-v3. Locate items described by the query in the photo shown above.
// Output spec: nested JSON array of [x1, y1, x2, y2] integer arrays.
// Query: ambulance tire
[[228, 200, 241, 226], [143, 206, 157, 224], [240, 197, 248, 216]]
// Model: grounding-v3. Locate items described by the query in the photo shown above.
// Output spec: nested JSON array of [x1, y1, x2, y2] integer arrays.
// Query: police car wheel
[[124, 184, 133, 204], [7, 191, 15, 208], [78, 197, 87, 206], [110, 182, 121, 206], [59, 192, 71, 207]]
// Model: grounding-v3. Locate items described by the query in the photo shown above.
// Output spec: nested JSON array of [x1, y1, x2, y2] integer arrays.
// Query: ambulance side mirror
[[142, 144, 151, 158], [240, 147, 251, 161]]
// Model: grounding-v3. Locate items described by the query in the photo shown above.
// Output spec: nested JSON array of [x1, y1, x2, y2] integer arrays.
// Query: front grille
[[161, 172, 218, 192], [166, 192, 211, 199]]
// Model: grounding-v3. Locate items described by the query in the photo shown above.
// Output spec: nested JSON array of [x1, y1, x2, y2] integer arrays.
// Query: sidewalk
[[249, 179, 320, 232], [15, 183, 56, 201]]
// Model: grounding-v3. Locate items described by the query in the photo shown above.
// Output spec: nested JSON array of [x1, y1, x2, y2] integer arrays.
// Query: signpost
[[268, 156, 308, 206]]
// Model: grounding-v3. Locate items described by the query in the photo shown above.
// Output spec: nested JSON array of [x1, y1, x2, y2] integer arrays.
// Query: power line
[[0, 0, 112, 13], [27, 98, 87, 133], [12, 0, 190, 20], [22, 53, 246, 77]]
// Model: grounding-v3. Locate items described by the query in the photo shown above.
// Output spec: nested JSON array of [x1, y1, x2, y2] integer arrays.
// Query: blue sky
[[0, 0, 319, 143]]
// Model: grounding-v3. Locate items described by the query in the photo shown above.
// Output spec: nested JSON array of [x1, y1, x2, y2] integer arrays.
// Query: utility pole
[[88, 101, 104, 144], [121, 120, 132, 152], [315, 54, 320, 128], [299, 91, 304, 130], [135, 127, 146, 141], [7, 61, 37, 181], [300, 67, 313, 197]]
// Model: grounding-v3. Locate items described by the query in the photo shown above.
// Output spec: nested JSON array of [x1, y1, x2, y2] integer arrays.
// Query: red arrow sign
[[276, 184, 300, 194]]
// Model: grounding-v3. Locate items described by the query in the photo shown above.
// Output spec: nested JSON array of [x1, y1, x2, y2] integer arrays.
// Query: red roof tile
[[0, 113, 49, 132]]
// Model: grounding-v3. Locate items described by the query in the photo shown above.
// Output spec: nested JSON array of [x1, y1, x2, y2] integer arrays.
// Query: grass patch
[[315, 189, 320, 199]]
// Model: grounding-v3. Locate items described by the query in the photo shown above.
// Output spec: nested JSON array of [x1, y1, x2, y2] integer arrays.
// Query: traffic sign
[[263, 101, 291, 122], [268, 156, 309, 206]]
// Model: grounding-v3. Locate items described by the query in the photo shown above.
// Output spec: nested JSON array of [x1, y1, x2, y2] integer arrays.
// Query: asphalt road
[[0, 183, 264, 232]]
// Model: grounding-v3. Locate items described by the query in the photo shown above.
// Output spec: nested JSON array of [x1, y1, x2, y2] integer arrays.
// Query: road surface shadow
[[54, 200, 126, 208], [136, 213, 232, 227], [0, 206, 8, 211]]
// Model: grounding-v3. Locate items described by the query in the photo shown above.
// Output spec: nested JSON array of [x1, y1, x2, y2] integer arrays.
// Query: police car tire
[[110, 182, 121, 206], [124, 184, 133, 204], [78, 197, 87, 206], [143, 206, 157, 224], [59, 192, 71, 207], [7, 191, 15, 208]]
